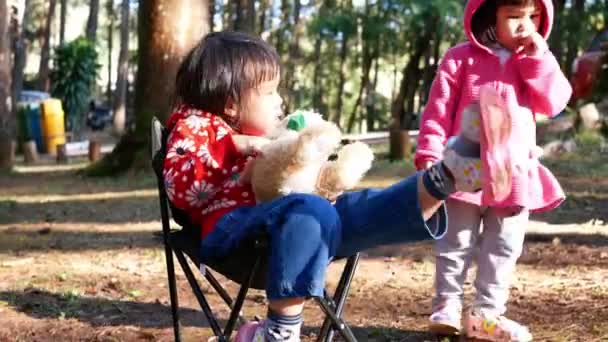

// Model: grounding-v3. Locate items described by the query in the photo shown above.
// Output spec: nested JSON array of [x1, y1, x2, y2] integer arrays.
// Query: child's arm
[[415, 48, 463, 170], [516, 35, 573, 117], [232, 135, 270, 156]]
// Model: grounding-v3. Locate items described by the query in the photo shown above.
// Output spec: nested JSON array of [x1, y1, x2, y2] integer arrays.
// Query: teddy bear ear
[[287, 112, 307, 131]]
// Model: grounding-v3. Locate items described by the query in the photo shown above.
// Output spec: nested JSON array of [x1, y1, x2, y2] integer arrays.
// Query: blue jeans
[[200, 172, 447, 300]]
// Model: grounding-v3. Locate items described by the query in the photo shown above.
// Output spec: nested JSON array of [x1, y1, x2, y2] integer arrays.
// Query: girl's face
[[495, 1, 542, 51], [234, 77, 283, 136]]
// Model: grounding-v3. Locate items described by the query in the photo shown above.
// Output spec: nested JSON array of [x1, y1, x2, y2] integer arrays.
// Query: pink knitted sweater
[[415, 0, 572, 213]]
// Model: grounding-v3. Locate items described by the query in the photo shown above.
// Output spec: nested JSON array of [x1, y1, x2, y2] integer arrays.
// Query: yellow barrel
[[41, 99, 66, 155]]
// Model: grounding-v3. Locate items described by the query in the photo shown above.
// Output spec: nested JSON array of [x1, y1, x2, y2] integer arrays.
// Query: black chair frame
[[151, 117, 361, 342]]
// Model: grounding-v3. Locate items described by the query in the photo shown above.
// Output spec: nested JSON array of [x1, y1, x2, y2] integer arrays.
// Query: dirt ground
[[0, 154, 607, 342]]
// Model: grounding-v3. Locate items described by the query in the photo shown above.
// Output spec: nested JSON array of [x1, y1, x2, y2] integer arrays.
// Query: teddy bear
[[249, 110, 375, 203]]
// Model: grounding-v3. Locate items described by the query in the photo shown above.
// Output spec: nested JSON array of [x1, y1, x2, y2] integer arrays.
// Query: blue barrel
[[26, 104, 44, 152]]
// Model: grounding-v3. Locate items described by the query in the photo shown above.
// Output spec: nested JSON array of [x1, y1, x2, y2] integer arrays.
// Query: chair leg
[[223, 253, 263, 337], [205, 271, 247, 325], [174, 250, 227, 341], [317, 253, 361, 342], [164, 244, 182, 342], [316, 297, 357, 342]]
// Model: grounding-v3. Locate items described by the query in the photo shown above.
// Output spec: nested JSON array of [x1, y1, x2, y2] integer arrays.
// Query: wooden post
[[22, 140, 39, 164], [56, 143, 68, 163], [89, 140, 101, 162], [389, 128, 411, 161], [0, 139, 16, 168]]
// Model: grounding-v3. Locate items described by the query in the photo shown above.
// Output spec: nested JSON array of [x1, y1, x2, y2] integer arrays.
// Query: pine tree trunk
[[235, 0, 254, 33], [334, 34, 349, 127], [549, 0, 566, 66], [223, 0, 233, 30], [258, 0, 268, 34], [389, 26, 432, 160], [0, 0, 15, 169], [365, 58, 380, 131], [112, 0, 129, 136], [88, 0, 209, 175], [284, 0, 301, 111], [209, 0, 215, 32], [12, 0, 29, 113], [106, 0, 114, 102], [37, 0, 57, 92], [86, 0, 100, 42], [347, 34, 376, 133], [59, 0, 67, 45], [564, 0, 585, 77], [311, 35, 327, 115]]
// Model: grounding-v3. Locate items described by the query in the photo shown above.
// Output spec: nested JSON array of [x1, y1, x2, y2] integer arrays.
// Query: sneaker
[[442, 143, 482, 193], [441, 101, 483, 193], [234, 321, 266, 342], [464, 309, 532, 342], [429, 305, 462, 335]]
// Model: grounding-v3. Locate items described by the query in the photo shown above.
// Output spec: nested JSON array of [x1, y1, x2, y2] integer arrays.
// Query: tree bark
[[112, 0, 129, 136], [1, 0, 15, 169], [88, 0, 209, 175], [346, 24, 377, 133], [258, 0, 269, 34], [389, 25, 432, 160], [37, 0, 57, 92], [365, 58, 380, 131], [106, 0, 114, 102], [334, 33, 349, 127], [12, 0, 29, 114], [564, 0, 585, 77], [209, 0, 214, 32], [235, 0, 254, 33], [284, 0, 302, 112], [549, 0, 566, 66], [59, 0, 67, 45], [86, 0, 100, 42], [311, 35, 327, 115]]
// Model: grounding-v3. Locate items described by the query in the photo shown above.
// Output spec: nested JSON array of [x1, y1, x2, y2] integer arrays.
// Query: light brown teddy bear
[[248, 110, 374, 202]]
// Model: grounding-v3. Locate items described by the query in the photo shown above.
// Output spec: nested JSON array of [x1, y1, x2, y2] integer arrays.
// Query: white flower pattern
[[185, 181, 216, 208], [197, 145, 220, 168], [185, 115, 210, 133], [167, 138, 195, 162], [202, 198, 238, 215], [223, 165, 241, 188], [163, 168, 177, 201]]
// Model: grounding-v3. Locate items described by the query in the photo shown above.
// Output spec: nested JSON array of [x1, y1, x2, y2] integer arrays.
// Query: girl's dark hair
[[175, 31, 281, 119], [471, 0, 541, 41]]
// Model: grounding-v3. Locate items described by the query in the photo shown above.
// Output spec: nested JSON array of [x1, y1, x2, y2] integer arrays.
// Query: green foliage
[[50, 38, 100, 136], [575, 130, 604, 152]]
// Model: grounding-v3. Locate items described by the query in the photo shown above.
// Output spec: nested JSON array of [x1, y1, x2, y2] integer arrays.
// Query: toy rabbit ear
[[479, 86, 511, 148], [479, 85, 513, 203]]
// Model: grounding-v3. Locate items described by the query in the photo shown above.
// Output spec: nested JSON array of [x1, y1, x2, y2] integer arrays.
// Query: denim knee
[[265, 194, 342, 299]]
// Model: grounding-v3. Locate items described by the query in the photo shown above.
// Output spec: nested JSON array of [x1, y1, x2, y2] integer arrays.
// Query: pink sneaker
[[429, 305, 462, 335], [464, 309, 532, 342], [234, 321, 266, 342], [478, 85, 513, 205]]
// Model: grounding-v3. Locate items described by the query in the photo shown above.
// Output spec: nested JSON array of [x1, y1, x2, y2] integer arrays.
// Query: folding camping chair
[[150, 117, 362, 342]]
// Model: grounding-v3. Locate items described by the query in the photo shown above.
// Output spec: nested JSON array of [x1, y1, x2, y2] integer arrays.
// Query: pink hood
[[464, 0, 554, 54]]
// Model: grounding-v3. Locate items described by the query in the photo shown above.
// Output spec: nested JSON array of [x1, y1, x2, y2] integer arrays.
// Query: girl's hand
[[233, 135, 270, 156], [419, 161, 433, 171], [516, 32, 548, 57]]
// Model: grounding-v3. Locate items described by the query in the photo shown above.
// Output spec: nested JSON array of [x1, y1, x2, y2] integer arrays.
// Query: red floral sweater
[[162, 105, 255, 238]]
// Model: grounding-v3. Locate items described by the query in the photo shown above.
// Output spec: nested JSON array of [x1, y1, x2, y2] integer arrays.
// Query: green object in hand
[[287, 111, 307, 132]]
